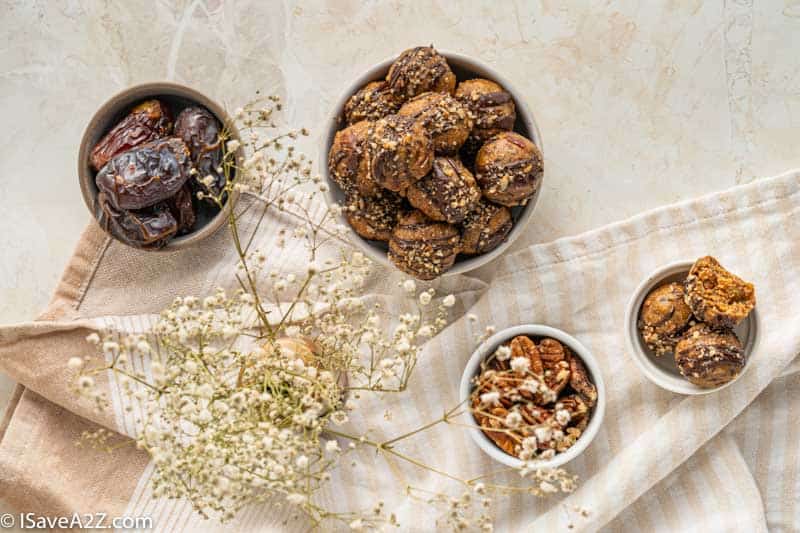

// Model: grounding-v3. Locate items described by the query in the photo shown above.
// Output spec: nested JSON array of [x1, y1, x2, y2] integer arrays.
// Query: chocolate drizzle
[[366, 115, 433, 193], [405, 157, 480, 223], [388, 210, 460, 280], [460, 200, 513, 255], [475, 132, 543, 207], [386, 46, 456, 101], [674, 324, 745, 388]]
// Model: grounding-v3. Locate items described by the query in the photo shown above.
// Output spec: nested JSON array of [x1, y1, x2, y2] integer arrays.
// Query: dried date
[[174, 106, 225, 198], [95, 192, 177, 249], [90, 99, 173, 171], [95, 137, 192, 210], [167, 184, 196, 235]]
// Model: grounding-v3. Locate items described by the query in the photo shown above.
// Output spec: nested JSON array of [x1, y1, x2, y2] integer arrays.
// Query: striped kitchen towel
[[0, 170, 798, 532]]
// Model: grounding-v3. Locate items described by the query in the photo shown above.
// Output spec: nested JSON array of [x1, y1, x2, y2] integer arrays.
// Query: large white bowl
[[319, 50, 543, 277], [624, 260, 760, 395], [458, 324, 606, 469]]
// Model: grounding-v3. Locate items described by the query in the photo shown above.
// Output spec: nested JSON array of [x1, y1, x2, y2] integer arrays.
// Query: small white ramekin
[[458, 324, 606, 469], [624, 260, 760, 395], [319, 50, 543, 278]]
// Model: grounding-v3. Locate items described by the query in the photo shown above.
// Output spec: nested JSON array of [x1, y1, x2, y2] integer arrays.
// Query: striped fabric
[[0, 170, 798, 532]]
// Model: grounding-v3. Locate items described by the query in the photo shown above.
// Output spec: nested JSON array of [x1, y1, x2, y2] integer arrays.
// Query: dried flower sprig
[[70, 95, 581, 530]]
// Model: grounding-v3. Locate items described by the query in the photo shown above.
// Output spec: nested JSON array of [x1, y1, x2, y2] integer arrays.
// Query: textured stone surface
[[1, 0, 799, 519]]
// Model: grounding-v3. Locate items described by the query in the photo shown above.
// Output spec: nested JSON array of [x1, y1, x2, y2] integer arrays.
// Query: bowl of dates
[[459, 324, 606, 469], [78, 82, 240, 250], [320, 46, 543, 280]]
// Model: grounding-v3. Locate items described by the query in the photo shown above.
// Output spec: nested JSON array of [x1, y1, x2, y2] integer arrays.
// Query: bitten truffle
[[344, 189, 404, 242], [674, 324, 745, 388], [398, 92, 473, 154], [344, 81, 401, 124], [459, 200, 513, 255], [454, 79, 516, 143], [405, 157, 481, 224], [366, 115, 433, 193], [684, 256, 756, 329], [388, 210, 460, 280], [638, 282, 694, 356], [327, 120, 380, 196], [386, 46, 456, 101], [475, 132, 543, 207]]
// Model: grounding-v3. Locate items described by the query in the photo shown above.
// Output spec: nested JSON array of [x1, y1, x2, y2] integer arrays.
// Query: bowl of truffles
[[321, 46, 543, 280], [78, 82, 239, 250], [626, 256, 759, 394], [459, 325, 605, 468]]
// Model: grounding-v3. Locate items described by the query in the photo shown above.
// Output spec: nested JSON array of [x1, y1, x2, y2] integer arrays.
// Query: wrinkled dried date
[[96, 137, 192, 210], [90, 100, 173, 171], [167, 184, 196, 235], [174, 106, 225, 198], [95, 192, 177, 249]]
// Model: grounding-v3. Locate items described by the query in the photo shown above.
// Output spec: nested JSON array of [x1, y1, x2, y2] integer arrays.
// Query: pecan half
[[520, 404, 552, 426], [510, 335, 543, 374], [543, 360, 571, 398], [556, 394, 590, 425], [567, 351, 598, 407], [480, 406, 518, 456], [538, 338, 567, 362]]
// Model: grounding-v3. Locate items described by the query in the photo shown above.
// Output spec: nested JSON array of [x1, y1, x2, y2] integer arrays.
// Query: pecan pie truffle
[[344, 189, 403, 242], [344, 81, 401, 124], [684, 256, 756, 329], [405, 157, 481, 224], [459, 200, 513, 255], [366, 115, 433, 193], [398, 92, 473, 154], [386, 46, 456, 101], [455, 79, 516, 143], [674, 324, 745, 388], [475, 132, 543, 207], [388, 210, 460, 280], [638, 282, 694, 356], [328, 120, 380, 196]]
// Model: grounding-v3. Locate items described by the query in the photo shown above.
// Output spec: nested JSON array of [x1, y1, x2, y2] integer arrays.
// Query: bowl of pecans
[[459, 325, 606, 469]]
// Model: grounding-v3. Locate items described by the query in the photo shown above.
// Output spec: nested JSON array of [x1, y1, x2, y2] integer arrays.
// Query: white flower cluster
[[408, 485, 494, 532], [71, 268, 454, 526], [74, 293, 352, 522]]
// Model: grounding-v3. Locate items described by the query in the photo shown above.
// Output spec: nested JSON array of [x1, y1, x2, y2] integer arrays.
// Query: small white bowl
[[624, 260, 760, 395], [319, 50, 543, 278], [458, 324, 606, 469]]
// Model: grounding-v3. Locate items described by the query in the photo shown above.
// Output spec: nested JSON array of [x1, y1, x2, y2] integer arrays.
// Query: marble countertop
[[1, 0, 798, 522]]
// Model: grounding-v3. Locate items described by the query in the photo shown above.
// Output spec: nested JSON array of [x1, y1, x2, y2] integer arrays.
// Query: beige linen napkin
[[1, 170, 799, 532]]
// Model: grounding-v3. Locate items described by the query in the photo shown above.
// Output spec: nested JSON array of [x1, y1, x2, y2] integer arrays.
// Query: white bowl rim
[[318, 49, 544, 277], [458, 324, 606, 469], [624, 259, 760, 395], [77, 81, 240, 252]]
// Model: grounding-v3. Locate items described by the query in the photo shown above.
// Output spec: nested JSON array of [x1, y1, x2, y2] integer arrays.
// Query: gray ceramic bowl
[[459, 324, 606, 469], [624, 260, 760, 395], [319, 51, 543, 277], [78, 82, 239, 251]]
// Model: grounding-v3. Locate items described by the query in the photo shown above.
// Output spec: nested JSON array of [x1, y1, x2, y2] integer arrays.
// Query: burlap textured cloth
[[1, 170, 799, 532]]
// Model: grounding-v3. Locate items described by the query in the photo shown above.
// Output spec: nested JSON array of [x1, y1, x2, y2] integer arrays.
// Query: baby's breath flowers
[[69, 96, 580, 530]]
